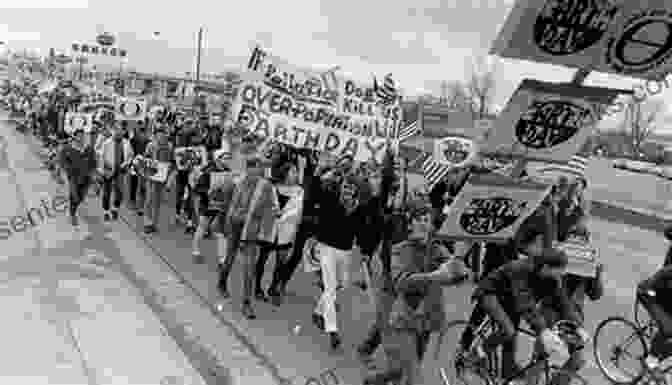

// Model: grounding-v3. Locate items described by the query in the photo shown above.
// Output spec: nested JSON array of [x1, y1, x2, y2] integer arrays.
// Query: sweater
[[59, 144, 97, 185]]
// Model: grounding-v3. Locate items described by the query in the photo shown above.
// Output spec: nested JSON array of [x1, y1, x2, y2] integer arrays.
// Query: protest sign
[[231, 80, 389, 164], [246, 46, 401, 139], [174, 146, 207, 170], [433, 135, 478, 168], [339, 77, 403, 138], [115, 97, 147, 121], [478, 79, 627, 163], [247, 45, 338, 107], [490, 0, 672, 80], [553, 238, 600, 278], [64, 112, 94, 134], [130, 155, 169, 182], [438, 173, 550, 242]]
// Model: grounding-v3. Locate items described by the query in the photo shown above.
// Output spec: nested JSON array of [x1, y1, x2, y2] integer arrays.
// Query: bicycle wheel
[[594, 316, 648, 384], [434, 320, 491, 385], [525, 365, 588, 385]]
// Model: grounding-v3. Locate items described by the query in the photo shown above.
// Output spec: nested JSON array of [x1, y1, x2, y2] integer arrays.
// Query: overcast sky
[[2, 0, 672, 131]]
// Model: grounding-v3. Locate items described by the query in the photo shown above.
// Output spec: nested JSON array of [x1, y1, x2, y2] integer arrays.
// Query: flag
[[397, 120, 420, 142], [422, 154, 452, 192], [373, 73, 398, 105], [568, 155, 588, 178], [537, 155, 589, 180]]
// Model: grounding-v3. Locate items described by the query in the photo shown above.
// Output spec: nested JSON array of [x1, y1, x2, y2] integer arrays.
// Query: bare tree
[[464, 55, 499, 119], [443, 80, 472, 110], [619, 98, 664, 156]]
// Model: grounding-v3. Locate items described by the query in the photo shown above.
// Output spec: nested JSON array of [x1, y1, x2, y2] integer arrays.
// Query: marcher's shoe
[[312, 313, 325, 331], [143, 225, 155, 234], [329, 332, 342, 350], [103, 212, 111, 221], [255, 290, 268, 302], [111, 210, 119, 220], [362, 368, 403, 385], [136, 209, 143, 216], [192, 253, 205, 264], [241, 301, 256, 320], [70, 214, 79, 227], [185, 223, 195, 234], [357, 329, 382, 358], [267, 288, 282, 306]]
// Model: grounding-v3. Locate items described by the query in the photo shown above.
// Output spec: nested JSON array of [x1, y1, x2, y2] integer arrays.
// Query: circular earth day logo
[[606, 10, 672, 75], [514, 100, 592, 149], [533, 0, 619, 55], [439, 137, 473, 166], [459, 197, 528, 235]]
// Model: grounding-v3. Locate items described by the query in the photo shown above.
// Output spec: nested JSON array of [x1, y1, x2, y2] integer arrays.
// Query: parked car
[[612, 159, 628, 169], [654, 165, 672, 179], [627, 160, 656, 173]]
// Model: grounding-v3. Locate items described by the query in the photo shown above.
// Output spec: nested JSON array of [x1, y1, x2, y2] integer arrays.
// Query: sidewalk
[[0, 117, 209, 385]]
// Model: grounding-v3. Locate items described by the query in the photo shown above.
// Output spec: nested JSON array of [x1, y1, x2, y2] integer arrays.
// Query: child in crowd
[[364, 200, 470, 385]]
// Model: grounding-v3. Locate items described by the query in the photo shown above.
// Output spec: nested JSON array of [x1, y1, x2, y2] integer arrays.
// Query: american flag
[[537, 155, 589, 180], [397, 120, 420, 142], [422, 154, 452, 192], [373, 73, 399, 105]]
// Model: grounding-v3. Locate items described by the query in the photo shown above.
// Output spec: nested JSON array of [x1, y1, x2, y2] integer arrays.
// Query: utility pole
[[440, 80, 448, 105], [196, 27, 203, 85]]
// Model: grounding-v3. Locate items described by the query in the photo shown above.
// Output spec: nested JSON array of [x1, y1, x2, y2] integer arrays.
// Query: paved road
[[12, 114, 670, 385]]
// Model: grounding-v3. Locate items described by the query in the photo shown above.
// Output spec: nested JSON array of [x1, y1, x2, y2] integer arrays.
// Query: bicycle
[[438, 317, 587, 385], [594, 293, 669, 385]]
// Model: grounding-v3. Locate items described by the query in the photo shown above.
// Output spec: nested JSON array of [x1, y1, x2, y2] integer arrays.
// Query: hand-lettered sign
[[130, 155, 169, 182], [174, 146, 207, 170], [64, 112, 94, 134], [115, 97, 147, 121], [490, 0, 672, 80], [438, 173, 551, 241], [479, 79, 626, 163], [433, 136, 478, 168], [231, 80, 390, 164]]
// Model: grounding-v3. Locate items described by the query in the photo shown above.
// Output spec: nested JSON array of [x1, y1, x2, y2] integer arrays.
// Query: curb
[[14, 125, 290, 385], [116, 209, 291, 385]]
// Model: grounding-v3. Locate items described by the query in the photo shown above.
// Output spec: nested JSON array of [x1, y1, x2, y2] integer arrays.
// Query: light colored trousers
[[314, 243, 351, 333]]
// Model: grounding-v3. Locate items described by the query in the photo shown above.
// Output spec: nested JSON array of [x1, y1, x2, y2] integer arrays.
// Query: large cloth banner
[[246, 45, 402, 139], [64, 112, 94, 134], [490, 0, 672, 80], [479, 79, 626, 163], [231, 80, 389, 164], [438, 173, 551, 241]]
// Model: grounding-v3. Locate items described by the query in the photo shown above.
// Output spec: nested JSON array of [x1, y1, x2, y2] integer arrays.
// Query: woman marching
[[59, 124, 97, 240]]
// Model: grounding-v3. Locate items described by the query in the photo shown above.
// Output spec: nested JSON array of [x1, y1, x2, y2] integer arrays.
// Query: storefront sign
[[71, 42, 127, 58]]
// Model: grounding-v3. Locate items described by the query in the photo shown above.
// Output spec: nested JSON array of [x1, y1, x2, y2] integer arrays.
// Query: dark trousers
[[255, 243, 287, 294], [269, 220, 314, 292], [460, 242, 516, 349], [175, 170, 193, 219], [69, 180, 91, 218], [102, 173, 124, 212], [128, 174, 145, 207]]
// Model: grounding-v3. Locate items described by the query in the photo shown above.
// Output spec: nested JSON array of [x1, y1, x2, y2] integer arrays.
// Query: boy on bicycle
[[466, 228, 585, 380], [637, 262, 672, 366]]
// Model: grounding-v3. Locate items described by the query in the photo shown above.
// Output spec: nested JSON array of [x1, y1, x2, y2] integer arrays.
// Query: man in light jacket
[[98, 121, 133, 220]]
